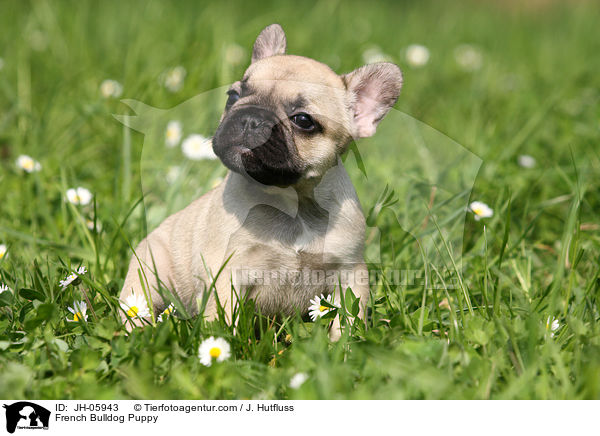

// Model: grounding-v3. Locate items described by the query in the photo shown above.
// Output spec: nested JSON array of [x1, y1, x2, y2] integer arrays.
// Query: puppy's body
[[123, 165, 366, 319], [120, 24, 402, 338]]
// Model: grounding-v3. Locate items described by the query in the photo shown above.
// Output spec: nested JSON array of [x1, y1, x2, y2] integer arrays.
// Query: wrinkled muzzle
[[213, 106, 304, 186]]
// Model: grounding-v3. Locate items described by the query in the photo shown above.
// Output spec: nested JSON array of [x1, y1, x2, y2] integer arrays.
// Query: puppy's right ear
[[252, 24, 287, 63], [343, 62, 403, 138]]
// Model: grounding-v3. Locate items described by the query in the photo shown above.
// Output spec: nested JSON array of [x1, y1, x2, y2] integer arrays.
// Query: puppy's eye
[[225, 90, 240, 108], [290, 113, 315, 131]]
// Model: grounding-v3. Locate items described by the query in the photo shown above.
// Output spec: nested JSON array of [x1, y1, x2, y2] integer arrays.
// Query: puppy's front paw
[[329, 317, 342, 342]]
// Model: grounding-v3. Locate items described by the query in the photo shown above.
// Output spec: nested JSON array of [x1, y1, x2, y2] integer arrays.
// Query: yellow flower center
[[73, 312, 83, 321], [319, 305, 329, 312], [0, 252, 4, 259], [23, 160, 34, 170], [164, 307, 173, 316], [473, 207, 484, 216], [167, 129, 177, 139], [209, 347, 221, 358], [127, 306, 139, 317]]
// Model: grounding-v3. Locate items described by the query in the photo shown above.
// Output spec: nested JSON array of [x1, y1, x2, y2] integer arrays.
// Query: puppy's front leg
[[329, 263, 370, 341], [119, 237, 170, 329]]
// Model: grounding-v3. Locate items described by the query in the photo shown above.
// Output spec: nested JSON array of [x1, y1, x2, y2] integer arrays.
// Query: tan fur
[[120, 24, 402, 340]]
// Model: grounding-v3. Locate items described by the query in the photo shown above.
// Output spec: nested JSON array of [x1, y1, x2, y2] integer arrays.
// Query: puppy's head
[[213, 24, 403, 187]]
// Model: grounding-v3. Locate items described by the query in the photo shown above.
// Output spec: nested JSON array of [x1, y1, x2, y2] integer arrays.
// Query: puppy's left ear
[[252, 24, 287, 63], [342, 63, 403, 138]]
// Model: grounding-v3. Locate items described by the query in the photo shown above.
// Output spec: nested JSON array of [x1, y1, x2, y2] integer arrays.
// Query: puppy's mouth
[[213, 106, 304, 186]]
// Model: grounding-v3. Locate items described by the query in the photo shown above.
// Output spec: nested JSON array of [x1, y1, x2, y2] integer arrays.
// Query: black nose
[[239, 112, 275, 136], [234, 107, 279, 149], [240, 114, 262, 131]]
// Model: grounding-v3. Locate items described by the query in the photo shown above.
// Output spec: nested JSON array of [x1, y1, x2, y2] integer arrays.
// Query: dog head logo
[[3, 402, 50, 433]]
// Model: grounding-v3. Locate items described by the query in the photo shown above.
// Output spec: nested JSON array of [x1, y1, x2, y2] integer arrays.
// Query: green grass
[[1, 0, 599, 399]]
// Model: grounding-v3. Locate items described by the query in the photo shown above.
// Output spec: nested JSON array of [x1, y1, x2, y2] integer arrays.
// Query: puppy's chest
[[236, 205, 329, 263], [228, 205, 357, 316]]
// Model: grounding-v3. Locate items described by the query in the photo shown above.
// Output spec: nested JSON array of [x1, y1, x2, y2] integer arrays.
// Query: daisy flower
[[162, 66, 186, 92], [362, 46, 392, 64], [518, 155, 536, 168], [67, 301, 88, 322], [454, 44, 483, 72], [198, 336, 231, 367], [157, 303, 175, 322], [59, 273, 78, 289], [120, 292, 150, 319], [165, 120, 183, 148], [224, 43, 246, 65], [85, 218, 102, 232], [469, 201, 493, 221], [308, 293, 340, 321], [165, 165, 182, 184], [546, 316, 560, 337], [289, 372, 308, 389], [100, 79, 123, 98], [16, 155, 42, 173], [405, 44, 430, 67], [66, 187, 93, 206], [59, 266, 87, 289], [0, 244, 6, 260], [181, 134, 217, 160], [0, 283, 11, 294]]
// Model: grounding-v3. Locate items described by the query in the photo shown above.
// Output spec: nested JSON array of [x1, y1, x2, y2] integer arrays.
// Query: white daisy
[[546, 316, 560, 337], [224, 43, 247, 65], [0, 283, 11, 294], [0, 244, 6, 260], [308, 293, 340, 321], [518, 155, 536, 168], [59, 273, 77, 289], [454, 44, 483, 72], [120, 292, 151, 319], [362, 46, 392, 64], [66, 187, 93, 206], [157, 303, 175, 322], [289, 372, 308, 389], [165, 120, 183, 148], [181, 134, 217, 160], [100, 79, 123, 98], [469, 201, 493, 221], [67, 301, 88, 322], [165, 165, 182, 184], [59, 266, 87, 289], [162, 66, 186, 92], [198, 336, 231, 367], [85, 218, 102, 232], [405, 44, 430, 67], [16, 155, 42, 173]]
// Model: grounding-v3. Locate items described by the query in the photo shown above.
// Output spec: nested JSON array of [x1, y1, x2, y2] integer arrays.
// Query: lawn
[[0, 0, 599, 399]]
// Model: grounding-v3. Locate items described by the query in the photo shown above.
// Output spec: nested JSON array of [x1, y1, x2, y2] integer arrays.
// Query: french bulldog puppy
[[120, 24, 402, 340]]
